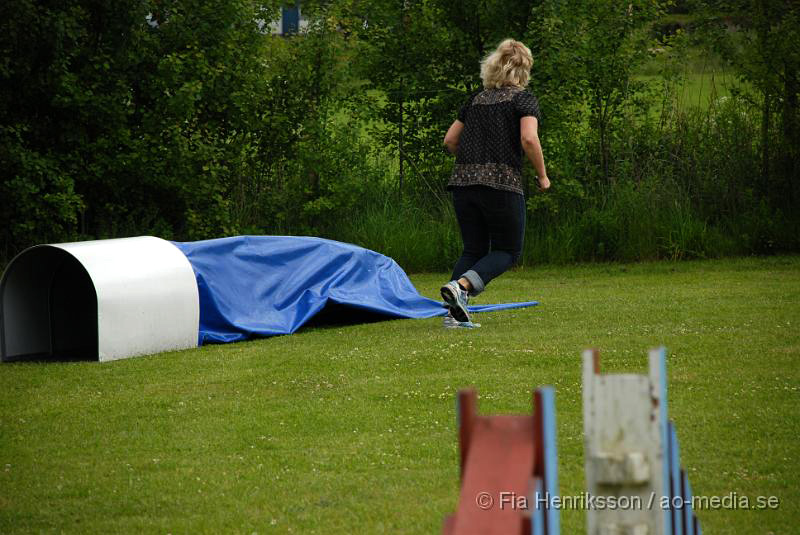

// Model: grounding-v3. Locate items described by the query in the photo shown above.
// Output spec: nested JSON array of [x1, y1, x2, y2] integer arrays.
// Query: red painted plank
[[451, 415, 534, 534], [443, 514, 456, 535]]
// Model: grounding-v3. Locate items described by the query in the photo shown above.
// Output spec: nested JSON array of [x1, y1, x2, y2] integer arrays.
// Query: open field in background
[[636, 47, 750, 115], [1, 256, 798, 533], [637, 70, 745, 112]]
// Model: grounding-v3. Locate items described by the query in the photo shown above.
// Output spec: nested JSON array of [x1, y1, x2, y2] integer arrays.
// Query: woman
[[440, 38, 550, 328]]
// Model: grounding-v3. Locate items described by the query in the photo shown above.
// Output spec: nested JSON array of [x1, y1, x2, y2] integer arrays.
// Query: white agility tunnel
[[0, 236, 199, 362]]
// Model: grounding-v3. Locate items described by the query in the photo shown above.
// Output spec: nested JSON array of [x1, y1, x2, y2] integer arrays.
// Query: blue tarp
[[173, 236, 538, 344]]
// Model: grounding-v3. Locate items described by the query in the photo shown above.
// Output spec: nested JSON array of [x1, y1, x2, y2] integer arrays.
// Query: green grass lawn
[[1, 256, 798, 534]]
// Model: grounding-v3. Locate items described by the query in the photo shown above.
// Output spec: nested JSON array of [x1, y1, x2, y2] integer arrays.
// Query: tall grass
[[523, 180, 732, 265], [332, 179, 736, 273], [336, 198, 461, 273]]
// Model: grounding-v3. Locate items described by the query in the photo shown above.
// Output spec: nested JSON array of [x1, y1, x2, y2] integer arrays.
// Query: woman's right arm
[[444, 120, 464, 155], [520, 116, 550, 190]]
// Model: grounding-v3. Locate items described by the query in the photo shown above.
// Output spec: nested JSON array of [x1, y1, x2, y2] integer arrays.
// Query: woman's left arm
[[444, 120, 464, 154], [521, 116, 550, 190]]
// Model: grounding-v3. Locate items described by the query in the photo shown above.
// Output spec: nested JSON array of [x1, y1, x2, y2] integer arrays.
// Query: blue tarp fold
[[173, 236, 537, 344]]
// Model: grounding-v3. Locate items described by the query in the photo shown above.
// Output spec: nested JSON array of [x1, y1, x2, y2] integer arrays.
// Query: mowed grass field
[[1, 256, 798, 534]]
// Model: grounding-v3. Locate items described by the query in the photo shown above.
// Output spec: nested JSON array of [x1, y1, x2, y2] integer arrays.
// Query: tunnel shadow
[[299, 302, 401, 331], [1, 247, 98, 363]]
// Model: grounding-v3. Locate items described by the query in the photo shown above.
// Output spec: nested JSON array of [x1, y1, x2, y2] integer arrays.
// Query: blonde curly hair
[[480, 39, 533, 89]]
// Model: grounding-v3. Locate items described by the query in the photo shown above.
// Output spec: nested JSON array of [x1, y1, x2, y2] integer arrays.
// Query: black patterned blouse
[[448, 87, 541, 195]]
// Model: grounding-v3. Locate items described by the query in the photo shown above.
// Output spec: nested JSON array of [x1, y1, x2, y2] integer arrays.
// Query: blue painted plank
[[670, 423, 683, 535], [683, 470, 695, 535], [530, 477, 545, 535], [656, 348, 673, 535], [540, 387, 560, 535]]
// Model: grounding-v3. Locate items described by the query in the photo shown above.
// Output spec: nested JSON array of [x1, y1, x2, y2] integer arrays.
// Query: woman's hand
[[537, 175, 551, 191]]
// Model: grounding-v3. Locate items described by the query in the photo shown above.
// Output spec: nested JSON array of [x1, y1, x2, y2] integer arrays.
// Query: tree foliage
[[0, 0, 797, 265], [694, 0, 799, 207]]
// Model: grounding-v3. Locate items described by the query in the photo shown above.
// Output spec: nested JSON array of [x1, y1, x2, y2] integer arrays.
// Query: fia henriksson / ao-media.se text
[[473, 491, 781, 511]]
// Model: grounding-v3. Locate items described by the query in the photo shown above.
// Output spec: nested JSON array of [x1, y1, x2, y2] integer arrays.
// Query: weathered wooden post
[[583, 347, 701, 535]]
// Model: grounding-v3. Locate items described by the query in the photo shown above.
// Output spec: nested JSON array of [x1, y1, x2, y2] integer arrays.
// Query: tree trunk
[[599, 95, 611, 184], [782, 60, 798, 207], [399, 93, 404, 199], [761, 88, 770, 200]]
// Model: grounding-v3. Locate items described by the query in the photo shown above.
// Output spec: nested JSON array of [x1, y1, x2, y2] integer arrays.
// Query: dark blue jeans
[[450, 185, 525, 295]]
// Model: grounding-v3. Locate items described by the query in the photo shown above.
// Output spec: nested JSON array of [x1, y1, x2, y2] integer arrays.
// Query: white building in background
[[147, 4, 308, 35], [268, 4, 309, 35]]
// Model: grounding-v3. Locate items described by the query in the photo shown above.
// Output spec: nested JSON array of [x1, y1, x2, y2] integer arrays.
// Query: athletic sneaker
[[440, 280, 471, 323], [443, 311, 481, 329]]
